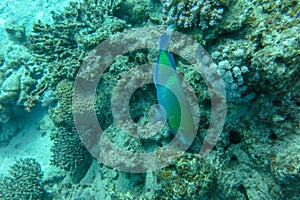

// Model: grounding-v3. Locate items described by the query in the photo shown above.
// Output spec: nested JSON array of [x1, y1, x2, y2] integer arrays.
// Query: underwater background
[[0, 0, 299, 199]]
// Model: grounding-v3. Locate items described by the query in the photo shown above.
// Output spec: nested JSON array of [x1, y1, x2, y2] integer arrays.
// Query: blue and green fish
[[153, 27, 197, 148]]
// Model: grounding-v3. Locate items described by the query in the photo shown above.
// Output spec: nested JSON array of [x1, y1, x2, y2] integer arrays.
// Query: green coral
[[0, 158, 44, 200]]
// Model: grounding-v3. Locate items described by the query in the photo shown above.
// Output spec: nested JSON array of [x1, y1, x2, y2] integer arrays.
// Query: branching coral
[[0, 158, 44, 200], [25, 0, 127, 110]]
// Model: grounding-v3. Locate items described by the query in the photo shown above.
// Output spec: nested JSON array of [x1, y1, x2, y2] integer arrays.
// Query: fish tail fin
[[159, 24, 175, 50], [159, 33, 170, 51]]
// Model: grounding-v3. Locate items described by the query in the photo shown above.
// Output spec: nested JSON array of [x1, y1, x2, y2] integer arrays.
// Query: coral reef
[[21, 0, 129, 174], [114, 0, 150, 26], [4, 21, 26, 43], [211, 39, 255, 102], [95, 53, 157, 129], [25, 0, 127, 110], [0, 158, 44, 200], [214, 0, 299, 99], [51, 79, 74, 127], [0, 44, 36, 108], [269, 134, 300, 199], [161, 0, 230, 29], [0, 43, 37, 143], [156, 154, 215, 199], [49, 79, 88, 172], [50, 126, 86, 171], [189, 1, 299, 199], [0, 0, 299, 199], [205, 0, 299, 102], [49, 79, 93, 172], [0, 69, 21, 104]]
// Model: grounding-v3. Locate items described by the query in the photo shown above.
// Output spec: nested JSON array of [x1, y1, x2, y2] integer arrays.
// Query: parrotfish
[[153, 27, 197, 147]]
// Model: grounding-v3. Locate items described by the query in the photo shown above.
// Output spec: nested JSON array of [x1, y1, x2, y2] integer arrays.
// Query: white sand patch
[[0, 106, 59, 179], [0, 0, 80, 41]]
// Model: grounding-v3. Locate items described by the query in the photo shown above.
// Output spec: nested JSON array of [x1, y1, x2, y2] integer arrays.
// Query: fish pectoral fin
[[149, 104, 167, 123]]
